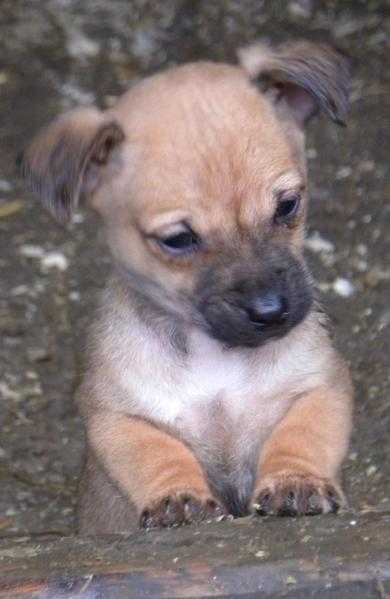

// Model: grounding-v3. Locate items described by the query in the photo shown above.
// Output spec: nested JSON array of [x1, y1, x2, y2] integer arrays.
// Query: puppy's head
[[20, 40, 350, 348]]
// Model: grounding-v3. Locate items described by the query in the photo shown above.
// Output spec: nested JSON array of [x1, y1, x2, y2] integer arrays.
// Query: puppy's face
[[20, 41, 350, 348], [101, 66, 311, 348]]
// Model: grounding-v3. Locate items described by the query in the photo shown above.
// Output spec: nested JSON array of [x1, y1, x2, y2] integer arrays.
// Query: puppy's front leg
[[86, 412, 225, 529], [252, 384, 353, 517]]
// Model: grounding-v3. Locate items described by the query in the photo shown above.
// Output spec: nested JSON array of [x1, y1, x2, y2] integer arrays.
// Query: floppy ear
[[18, 107, 125, 223], [238, 40, 351, 127]]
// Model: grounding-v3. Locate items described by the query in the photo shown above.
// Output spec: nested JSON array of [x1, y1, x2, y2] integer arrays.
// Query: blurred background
[[0, 0, 389, 536]]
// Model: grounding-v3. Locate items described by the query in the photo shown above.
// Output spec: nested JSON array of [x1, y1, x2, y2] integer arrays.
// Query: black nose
[[245, 293, 289, 327]]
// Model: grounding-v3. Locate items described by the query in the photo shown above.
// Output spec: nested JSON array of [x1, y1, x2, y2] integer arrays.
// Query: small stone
[[254, 550, 268, 558], [355, 259, 367, 272], [368, 386, 378, 399], [363, 271, 381, 288], [19, 244, 45, 259], [333, 17, 364, 38], [11, 285, 29, 296], [368, 31, 388, 46], [336, 166, 352, 180], [0, 179, 12, 192], [321, 253, 336, 268], [317, 282, 331, 293], [60, 83, 95, 105], [27, 348, 51, 363], [25, 370, 39, 380], [67, 32, 100, 59], [131, 28, 158, 60], [363, 268, 390, 288], [359, 160, 375, 173], [71, 213, 85, 224], [286, 575, 297, 585], [306, 148, 317, 160], [378, 310, 390, 331], [0, 200, 24, 218], [332, 277, 355, 298], [366, 465, 377, 476], [0, 382, 21, 401], [288, 0, 312, 19], [23, 381, 43, 398], [34, 281, 46, 294], [41, 251, 69, 271], [305, 232, 335, 253]]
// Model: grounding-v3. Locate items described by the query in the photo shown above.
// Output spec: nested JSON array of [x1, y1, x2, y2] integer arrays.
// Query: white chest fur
[[114, 319, 326, 438]]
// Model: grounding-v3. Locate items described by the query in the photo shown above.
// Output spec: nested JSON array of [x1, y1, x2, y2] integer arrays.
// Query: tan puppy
[[20, 40, 353, 534]]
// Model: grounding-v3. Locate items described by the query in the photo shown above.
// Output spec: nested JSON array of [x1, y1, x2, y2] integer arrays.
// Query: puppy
[[20, 40, 353, 534]]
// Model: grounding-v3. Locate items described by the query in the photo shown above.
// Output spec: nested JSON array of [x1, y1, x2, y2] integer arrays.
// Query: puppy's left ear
[[18, 107, 125, 223], [238, 40, 351, 127]]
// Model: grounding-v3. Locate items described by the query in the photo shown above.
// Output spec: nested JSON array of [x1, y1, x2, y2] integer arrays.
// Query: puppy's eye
[[274, 193, 301, 224], [159, 230, 200, 255]]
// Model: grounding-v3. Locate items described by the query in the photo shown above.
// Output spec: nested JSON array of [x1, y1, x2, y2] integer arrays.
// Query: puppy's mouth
[[194, 249, 314, 349], [197, 292, 310, 348]]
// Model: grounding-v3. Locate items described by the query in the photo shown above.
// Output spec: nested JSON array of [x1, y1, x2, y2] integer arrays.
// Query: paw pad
[[253, 475, 344, 518], [140, 493, 227, 529]]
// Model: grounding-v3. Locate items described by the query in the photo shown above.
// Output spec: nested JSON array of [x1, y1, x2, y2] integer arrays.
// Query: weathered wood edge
[[0, 511, 389, 598]]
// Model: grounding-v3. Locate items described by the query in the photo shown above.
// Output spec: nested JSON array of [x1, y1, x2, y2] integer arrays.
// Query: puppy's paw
[[252, 472, 345, 517], [140, 492, 227, 530]]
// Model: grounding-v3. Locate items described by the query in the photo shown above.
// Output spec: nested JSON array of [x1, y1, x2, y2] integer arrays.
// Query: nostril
[[247, 293, 289, 327], [247, 308, 268, 327]]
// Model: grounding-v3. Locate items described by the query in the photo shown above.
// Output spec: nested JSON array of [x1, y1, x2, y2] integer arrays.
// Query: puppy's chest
[[119, 331, 294, 437]]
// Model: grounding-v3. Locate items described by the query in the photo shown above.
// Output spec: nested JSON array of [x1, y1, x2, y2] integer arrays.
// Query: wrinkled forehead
[[113, 64, 302, 228]]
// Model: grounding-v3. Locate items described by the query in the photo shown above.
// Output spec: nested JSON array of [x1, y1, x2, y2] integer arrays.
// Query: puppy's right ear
[[238, 40, 351, 127], [18, 108, 124, 223]]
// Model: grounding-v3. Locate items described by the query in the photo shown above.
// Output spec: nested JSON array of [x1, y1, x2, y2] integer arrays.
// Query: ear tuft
[[238, 40, 351, 127], [18, 108, 124, 223]]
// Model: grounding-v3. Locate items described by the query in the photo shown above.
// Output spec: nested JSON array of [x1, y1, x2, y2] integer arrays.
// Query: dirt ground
[[0, 0, 389, 546]]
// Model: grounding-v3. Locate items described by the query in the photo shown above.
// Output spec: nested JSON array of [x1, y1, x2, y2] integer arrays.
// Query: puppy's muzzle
[[198, 288, 304, 348], [195, 246, 313, 348], [198, 289, 293, 348]]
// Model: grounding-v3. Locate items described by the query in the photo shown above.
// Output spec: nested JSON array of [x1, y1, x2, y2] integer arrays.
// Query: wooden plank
[[0, 512, 390, 598]]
